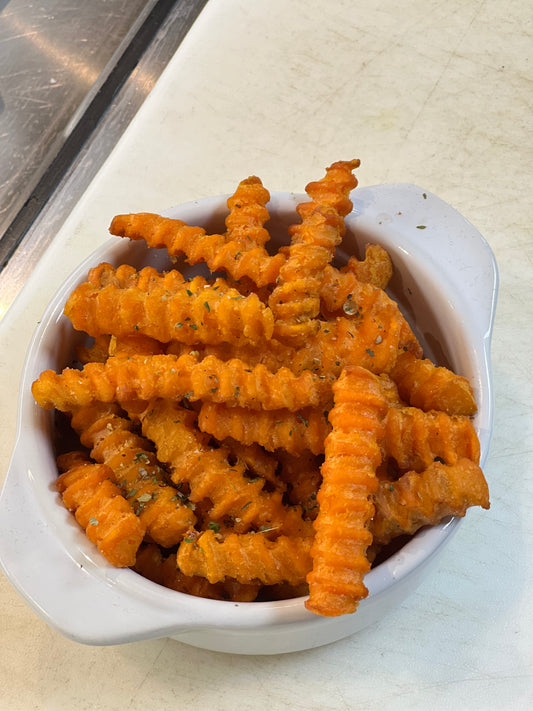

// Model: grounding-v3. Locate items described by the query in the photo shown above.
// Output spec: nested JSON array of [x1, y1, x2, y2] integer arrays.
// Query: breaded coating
[[320, 264, 422, 357], [224, 175, 272, 248], [177, 529, 313, 586], [306, 366, 388, 617], [109, 212, 285, 288], [32, 353, 333, 412], [390, 350, 477, 416], [133, 543, 261, 601], [277, 451, 322, 520], [198, 402, 331, 456], [383, 406, 480, 471], [340, 244, 393, 290], [269, 160, 359, 345], [134, 398, 312, 537], [65, 269, 273, 346], [56, 451, 145, 567], [70, 403, 196, 547], [371, 458, 490, 545]]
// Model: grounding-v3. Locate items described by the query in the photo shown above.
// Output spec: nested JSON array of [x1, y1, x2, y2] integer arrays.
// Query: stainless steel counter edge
[[0, 0, 208, 322]]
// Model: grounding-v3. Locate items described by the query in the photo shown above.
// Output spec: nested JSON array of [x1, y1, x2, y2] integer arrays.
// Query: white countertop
[[1, 1, 531, 709]]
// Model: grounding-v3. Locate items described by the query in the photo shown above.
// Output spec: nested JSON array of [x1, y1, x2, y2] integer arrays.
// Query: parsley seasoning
[[89, 517, 99, 526], [416, 225, 427, 230]]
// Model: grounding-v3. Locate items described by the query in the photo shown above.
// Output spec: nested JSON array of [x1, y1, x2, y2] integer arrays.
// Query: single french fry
[[306, 366, 388, 616]]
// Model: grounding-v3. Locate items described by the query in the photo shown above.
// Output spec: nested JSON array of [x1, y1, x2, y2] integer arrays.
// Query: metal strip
[[0, 0, 208, 321]]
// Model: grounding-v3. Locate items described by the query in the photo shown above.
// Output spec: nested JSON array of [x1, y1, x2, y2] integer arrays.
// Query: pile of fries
[[32, 160, 490, 617]]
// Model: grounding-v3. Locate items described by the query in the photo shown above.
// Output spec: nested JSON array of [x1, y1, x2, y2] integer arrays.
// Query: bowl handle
[[0, 445, 200, 645]]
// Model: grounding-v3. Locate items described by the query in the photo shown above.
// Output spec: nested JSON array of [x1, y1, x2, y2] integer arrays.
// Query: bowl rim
[[0, 183, 498, 645]]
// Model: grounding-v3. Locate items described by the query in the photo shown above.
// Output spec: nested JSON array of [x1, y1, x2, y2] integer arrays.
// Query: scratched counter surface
[[0, 1, 532, 710]]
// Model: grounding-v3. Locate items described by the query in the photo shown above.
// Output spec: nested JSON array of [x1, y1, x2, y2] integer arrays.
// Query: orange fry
[[269, 160, 359, 345], [70, 403, 196, 547], [32, 353, 333, 412], [390, 350, 477, 416], [340, 244, 393, 290], [134, 543, 261, 601], [56, 451, 145, 567], [371, 458, 490, 545], [198, 402, 331, 456], [383, 406, 480, 471], [134, 398, 312, 537], [177, 530, 313, 586], [109, 212, 285, 289], [306, 366, 388, 617], [65, 270, 273, 346]]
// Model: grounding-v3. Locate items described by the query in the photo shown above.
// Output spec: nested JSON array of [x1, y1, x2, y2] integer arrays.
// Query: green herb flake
[[365, 348, 375, 357], [204, 301, 210, 312], [416, 225, 427, 230], [88, 517, 99, 526], [297, 413, 309, 427], [208, 521, 221, 533]]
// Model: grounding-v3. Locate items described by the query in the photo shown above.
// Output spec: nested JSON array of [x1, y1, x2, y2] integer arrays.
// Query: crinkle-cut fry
[[306, 366, 388, 617], [64, 273, 273, 346], [198, 402, 331, 456], [32, 353, 333, 413], [70, 403, 196, 547], [341, 244, 393, 290], [371, 458, 490, 546], [269, 208, 345, 345], [287, 310, 404, 378], [56, 451, 145, 567], [193, 338, 297, 373], [224, 175, 271, 248], [277, 451, 322, 520], [177, 530, 313, 586], [383, 406, 480, 471], [300, 159, 360, 222], [135, 398, 312, 537], [87, 262, 185, 291], [390, 350, 477, 416], [319, 265, 422, 357], [268, 160, 359, 346], [133, 544, 261, 601], [109, 212, 285, 288]]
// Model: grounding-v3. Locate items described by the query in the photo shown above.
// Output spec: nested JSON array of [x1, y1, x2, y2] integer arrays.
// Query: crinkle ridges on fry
[[56, 451, 146, 567], [371, 458, 490, 546], [65, 267, 274, 346], [198, 402, 331, 456], [383, 406, 480, 471], [134, 398, 313, 538], [133, 543, 261, 601], [109, 212, 285, 289], [390, 350, 477, 416], [269, 160, 359, 346], [32, 353, 334, 412], [306, 366, 388, 617], [70, 403, 196, 548], [177, 530, 313, 586]]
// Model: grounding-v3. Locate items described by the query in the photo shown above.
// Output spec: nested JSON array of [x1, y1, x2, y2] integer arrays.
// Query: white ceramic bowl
[[0, 185, 498, 654]]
